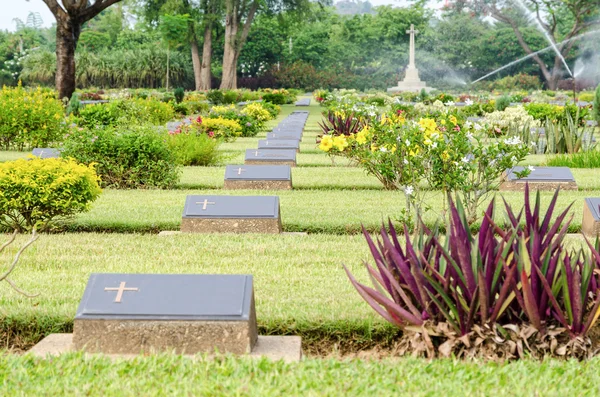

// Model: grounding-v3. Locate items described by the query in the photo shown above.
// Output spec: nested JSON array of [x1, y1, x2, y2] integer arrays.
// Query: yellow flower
[[356, 127, 370, 144], [333, 135, 349, 152], [380, 115, 388, 126], [319, 135, 334, 152], [440, 120, 446, 126], [449, 115, 458, 125], [390, 145, 397, 153], [441, 150, 450, 161], [424, 138, 432, 146], [371, 143, 378, 152]]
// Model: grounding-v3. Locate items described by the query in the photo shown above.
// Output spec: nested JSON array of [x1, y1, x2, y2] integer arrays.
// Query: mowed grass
[[0, 232, 393, 351], [2, 354, 600, 396]]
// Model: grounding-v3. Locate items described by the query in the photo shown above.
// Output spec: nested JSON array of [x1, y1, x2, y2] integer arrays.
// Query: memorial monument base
[[181, 217, 282, 233], [29, 334, 302, 363]]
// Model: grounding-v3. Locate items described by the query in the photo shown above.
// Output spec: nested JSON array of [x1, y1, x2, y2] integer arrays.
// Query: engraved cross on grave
[[73, 273, 258, 355]]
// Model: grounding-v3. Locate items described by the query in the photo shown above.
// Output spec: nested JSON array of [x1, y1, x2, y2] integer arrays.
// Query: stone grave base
[[260, 148, 300, 153], [223, 180, 292, 190], [29, 334, 302, 363], [582, 203, 600, 237], [73, 317, 257, 355], [245, 160, 296, 167], [181, 217, 282, 233], [499, 181, 578, 191]]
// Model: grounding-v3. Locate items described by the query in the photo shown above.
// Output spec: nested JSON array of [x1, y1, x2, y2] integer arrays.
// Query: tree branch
[[80, 0, 124, 22], [239, 0, 259, 49], [42, 0, 67, 20], [0, 229, 38, 283]]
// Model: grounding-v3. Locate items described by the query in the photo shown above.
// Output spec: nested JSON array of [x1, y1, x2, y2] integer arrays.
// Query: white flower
[[431, 142, 438, 149], [528, 165, 535, 171], [465, 98, 474, 106], [464, 121, 473, 130], [445, 101, 455, 107], [405, 139, 410, 147], [404, 186, 414, 196], [403, 159, 409, 165], [380, 147, 388, 152], [504, 137, 522, 145], [462, 156, 470, 163], [466, 132, 474, 140], [474, 123, 483, 131]]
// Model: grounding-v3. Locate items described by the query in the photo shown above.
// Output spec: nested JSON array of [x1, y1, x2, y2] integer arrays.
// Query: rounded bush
[[0, 158, 102, 231], [61, 125, 180, 189]]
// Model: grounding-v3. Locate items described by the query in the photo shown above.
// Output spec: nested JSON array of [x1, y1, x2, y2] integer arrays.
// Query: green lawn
[[2, 354, 600, 396], [2, 97, 600, 393]]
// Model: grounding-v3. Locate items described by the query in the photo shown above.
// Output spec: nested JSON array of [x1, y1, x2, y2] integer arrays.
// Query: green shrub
[[222, 90, 240, 104], [174, 88, 185, 104], [525, 103, 589, 125], [207, 90, 224, 105], [495, 95, 511, 111], [61, 125, 180, 189], [76, 98, 175, 128], [492, 73, 541, 91], [171, 102, 190, 116], [262, 93, 286, 105], [578, 91, 595, 102], [260, 102, 281, 119], [0, 158, 101, 231], [184, 101, 209, 114], [594, 83, 600, 122], [167, 132, 222, 166], [0, 84, 66, 150]]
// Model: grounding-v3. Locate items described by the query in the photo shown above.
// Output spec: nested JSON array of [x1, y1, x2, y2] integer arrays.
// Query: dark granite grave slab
[[258, 139, 300, 152], [587, 120, 598, 127], [224, 165, 292, 190], [583, 198, 600, 236], [467, 117, 483, 122], [32, 148, 61, 159], [181, 195, 282, 233], [267, 132, 303, 141], [295, 98, 311, 106], [245, 149, 297, 167], [80, 100, 109, 106], [500, 166, 577, 191], [73, 273, 257, 354]]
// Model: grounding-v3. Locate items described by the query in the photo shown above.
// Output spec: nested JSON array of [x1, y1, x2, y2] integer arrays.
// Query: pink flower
[[208, 131, 215, 138], [453, 125, 460, 132], [196, 116, 203, 124]]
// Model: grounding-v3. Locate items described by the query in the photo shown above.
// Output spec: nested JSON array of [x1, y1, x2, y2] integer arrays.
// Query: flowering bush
[[241, 103, 273, 123], [483, 106, 540, 136], [76, 98, 174, 128], [0, 84, 66, 150], [208, 105, 261, 137], [319, 110, 529, 224], [167, 131, 222, 166], [195, 117, 242, 141]]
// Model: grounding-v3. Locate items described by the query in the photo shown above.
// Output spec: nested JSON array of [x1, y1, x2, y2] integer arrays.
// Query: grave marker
[[258, 139, 300, 152], [245, 149, 296, 167], [224, 165, 292, 190], [71, 273, 257, 354], [32, 148, 61, 159], [295, 98, 311, 106], [181, 195, 282, 233], [582, 198, 600, 237], [500, 166, 577, 191]]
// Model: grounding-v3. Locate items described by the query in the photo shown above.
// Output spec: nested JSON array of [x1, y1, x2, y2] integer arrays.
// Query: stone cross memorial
[[388, 24, 432, 93], [500, 166, 577, 191], [32, 148, 61, 159], [181, 195, 282, 233], [245, 149, 297, 167], [258, 139, 300, 153], [72, 273, 257, 355], [582, 198, 600, 237], [224, 165, 292, 190]]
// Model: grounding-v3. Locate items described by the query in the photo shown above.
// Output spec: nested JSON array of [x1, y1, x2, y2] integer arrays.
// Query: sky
[[0, 0, 429, 31], [0, 0, 56, 31]]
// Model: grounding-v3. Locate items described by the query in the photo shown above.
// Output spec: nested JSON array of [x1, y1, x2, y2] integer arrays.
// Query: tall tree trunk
[[55, 19, 80, 100], [200, 21, 212, 91], [191, 36, 202, 91], [220, 15, 238, 90]]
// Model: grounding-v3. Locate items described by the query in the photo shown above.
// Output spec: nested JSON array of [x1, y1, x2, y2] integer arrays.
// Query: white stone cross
[[406, 24, 419, 69]]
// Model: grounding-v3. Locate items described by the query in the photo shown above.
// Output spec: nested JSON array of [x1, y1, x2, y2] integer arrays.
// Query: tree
[[220, 0, 260, 89], [460, 0, 600, 89], [40, 0, 126, 99]]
